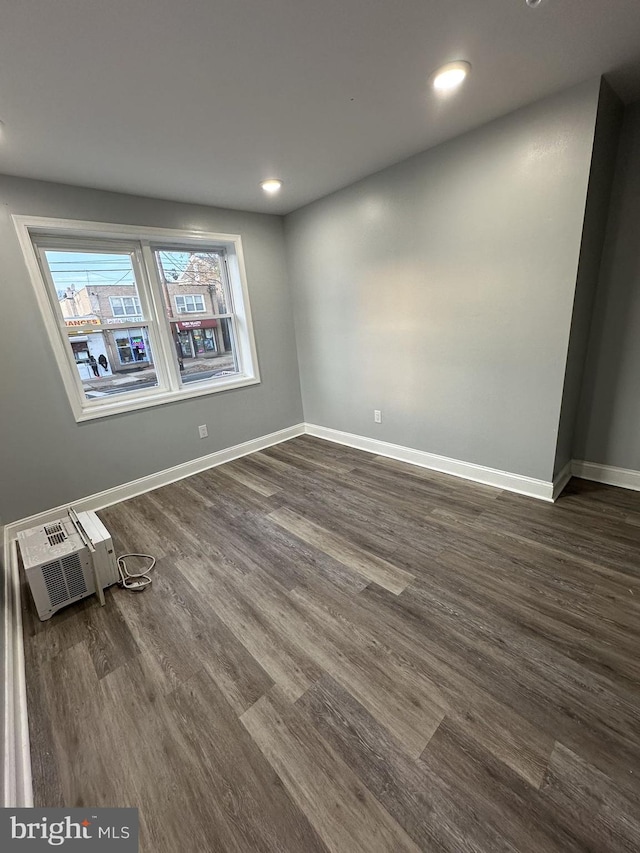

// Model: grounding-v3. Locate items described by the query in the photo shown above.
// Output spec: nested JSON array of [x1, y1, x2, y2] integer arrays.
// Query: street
[[82, 357, 236, 398]]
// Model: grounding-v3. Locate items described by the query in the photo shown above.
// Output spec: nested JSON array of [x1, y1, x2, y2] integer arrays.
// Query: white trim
[[10, 423, 624, 805], [11, 215, 248, 246], [304, 423, 557, 501], [552, 461, 572, 501], [4, 424, 305, 540], [1, 422, 305, 806], [75, 376, 261, 421], [2, 534, 33, 807], [571, 460, 640, 491]]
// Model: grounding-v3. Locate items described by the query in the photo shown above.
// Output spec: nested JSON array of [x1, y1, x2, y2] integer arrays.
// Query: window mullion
[[140, 241, 182, 393], [123, 246, 169, 394]]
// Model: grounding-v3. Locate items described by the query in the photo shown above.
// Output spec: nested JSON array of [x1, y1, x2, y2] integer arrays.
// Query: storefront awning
[[175, 319, 218, 330], [64, 316, 101, 327]]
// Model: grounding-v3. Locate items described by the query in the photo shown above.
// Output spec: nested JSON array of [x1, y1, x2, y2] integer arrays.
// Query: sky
[[45, 250, 197, 296]]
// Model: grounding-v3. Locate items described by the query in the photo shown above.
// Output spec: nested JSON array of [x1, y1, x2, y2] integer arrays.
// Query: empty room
[[1, 0, 640, 850]]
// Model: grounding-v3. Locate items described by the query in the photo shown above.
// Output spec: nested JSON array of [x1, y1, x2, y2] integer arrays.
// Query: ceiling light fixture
[[525, 0, 545, 7], [431, 61, 471, 92], [260, 179, 283, 194]]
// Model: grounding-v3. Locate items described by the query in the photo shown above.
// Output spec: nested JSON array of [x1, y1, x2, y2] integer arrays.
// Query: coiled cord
[[117, 553, 156, 591]]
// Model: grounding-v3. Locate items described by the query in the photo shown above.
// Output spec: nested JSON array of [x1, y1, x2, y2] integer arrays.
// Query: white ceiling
[[1, 0, 640, 215]]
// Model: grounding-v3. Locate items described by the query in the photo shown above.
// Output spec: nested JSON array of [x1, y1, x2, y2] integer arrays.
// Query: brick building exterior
[[59, 284, 151, 375], [158, 252, 231, 361], [58, 252, 232, 377]]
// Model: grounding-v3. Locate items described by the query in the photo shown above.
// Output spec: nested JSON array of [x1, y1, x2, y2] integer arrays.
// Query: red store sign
[[175, 319, 218, 331]]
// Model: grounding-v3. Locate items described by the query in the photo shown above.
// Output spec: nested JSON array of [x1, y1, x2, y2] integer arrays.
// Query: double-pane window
[[16, 219, 260, 420], [175, 294, 205, 313], [110, 296, 142, 317]]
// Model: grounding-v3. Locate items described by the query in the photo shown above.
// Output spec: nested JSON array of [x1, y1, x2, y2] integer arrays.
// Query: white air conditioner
[[17, 508, 119, 621]]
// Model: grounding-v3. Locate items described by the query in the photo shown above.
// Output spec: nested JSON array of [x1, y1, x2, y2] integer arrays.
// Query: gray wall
[[285, 80, 601, 481], [553, 80, 624, 476], [574, 101, 640, 471], [0, 175, 303, 525]]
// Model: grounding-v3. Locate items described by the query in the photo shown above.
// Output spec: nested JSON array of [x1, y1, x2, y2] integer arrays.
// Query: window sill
[[74, 374, 260, 422]]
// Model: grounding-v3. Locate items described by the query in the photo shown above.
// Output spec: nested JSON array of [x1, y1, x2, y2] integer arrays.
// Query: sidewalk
[[81, 355, 235, 390]]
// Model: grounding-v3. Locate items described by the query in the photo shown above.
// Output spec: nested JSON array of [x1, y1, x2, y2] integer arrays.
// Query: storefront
[[174, 318, 219, 359], [101, 317, 152, 374], [64, 317, 112, 380], [113, 328, 151, 365], [64, 317, 153, 376]]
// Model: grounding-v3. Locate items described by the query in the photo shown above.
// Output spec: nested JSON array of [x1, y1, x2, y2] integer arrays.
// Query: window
[[15, 217, 260, 421], [110, 296, 142, 317], [115, 329, 150, 364], [155, 249, 238, 385], [175, 294, 205, 314]]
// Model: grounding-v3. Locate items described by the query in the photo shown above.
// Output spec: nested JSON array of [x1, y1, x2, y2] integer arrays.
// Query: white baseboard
[[2, 536, 32, 807], [304, 423, 557, 502], [571, 460, 640, 491], [1, 421, 304, 807], [5, 420, 631, 806], [552, 462, 573, 501], [4, 423, 305, 540]]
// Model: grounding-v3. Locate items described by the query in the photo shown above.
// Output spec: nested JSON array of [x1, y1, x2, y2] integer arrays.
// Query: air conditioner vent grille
[[44, 522, 67, 546], [62, 553, 86, 598], [41, 559, 69, 606]]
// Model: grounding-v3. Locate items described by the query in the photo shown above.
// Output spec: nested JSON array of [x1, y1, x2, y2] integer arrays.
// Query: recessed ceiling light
[[526, 0, 545, 6], [260, 179, 283, 195], [431, 61, 471, 92]]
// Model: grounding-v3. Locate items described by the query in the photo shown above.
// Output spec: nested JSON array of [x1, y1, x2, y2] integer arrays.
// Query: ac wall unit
[[17, 508, 119, 621]]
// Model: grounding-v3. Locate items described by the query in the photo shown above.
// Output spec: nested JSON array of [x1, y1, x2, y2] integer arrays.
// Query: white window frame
[[13, 216, 261, 422], [110, 295, 142, 317], [175, 293, 206, 314]]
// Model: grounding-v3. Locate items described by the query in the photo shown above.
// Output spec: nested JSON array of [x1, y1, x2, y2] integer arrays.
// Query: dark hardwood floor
[[21, 435, 640, 852]]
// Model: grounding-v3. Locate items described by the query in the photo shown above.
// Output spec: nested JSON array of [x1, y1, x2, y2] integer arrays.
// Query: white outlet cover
[[198, 425, 208, 438]]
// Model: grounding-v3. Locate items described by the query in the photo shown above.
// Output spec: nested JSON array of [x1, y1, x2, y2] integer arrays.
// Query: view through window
[[154, 249, 239, 386], [45, 249, 159, 400]]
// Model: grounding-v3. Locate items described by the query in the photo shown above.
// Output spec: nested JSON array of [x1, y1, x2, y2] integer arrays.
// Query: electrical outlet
[[198, 424, 208, 439], [374, 410, 382, 423]]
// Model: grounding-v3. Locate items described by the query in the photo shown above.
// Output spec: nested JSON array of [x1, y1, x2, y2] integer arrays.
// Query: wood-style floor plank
[[168, 669, 329, 853], [402, 576, 640, 787], [419, 718, 588, 853], [268, 506, 415, 594], [241, 688, 422, 853], [117, 557, 275, 712], [540, 741, 640, 852], [20, 436, 640, 852], [295, 674, 511, 853], [290, 576, 553, 787], [180, 554, 324, 701], [230, 570, 446, 757]]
